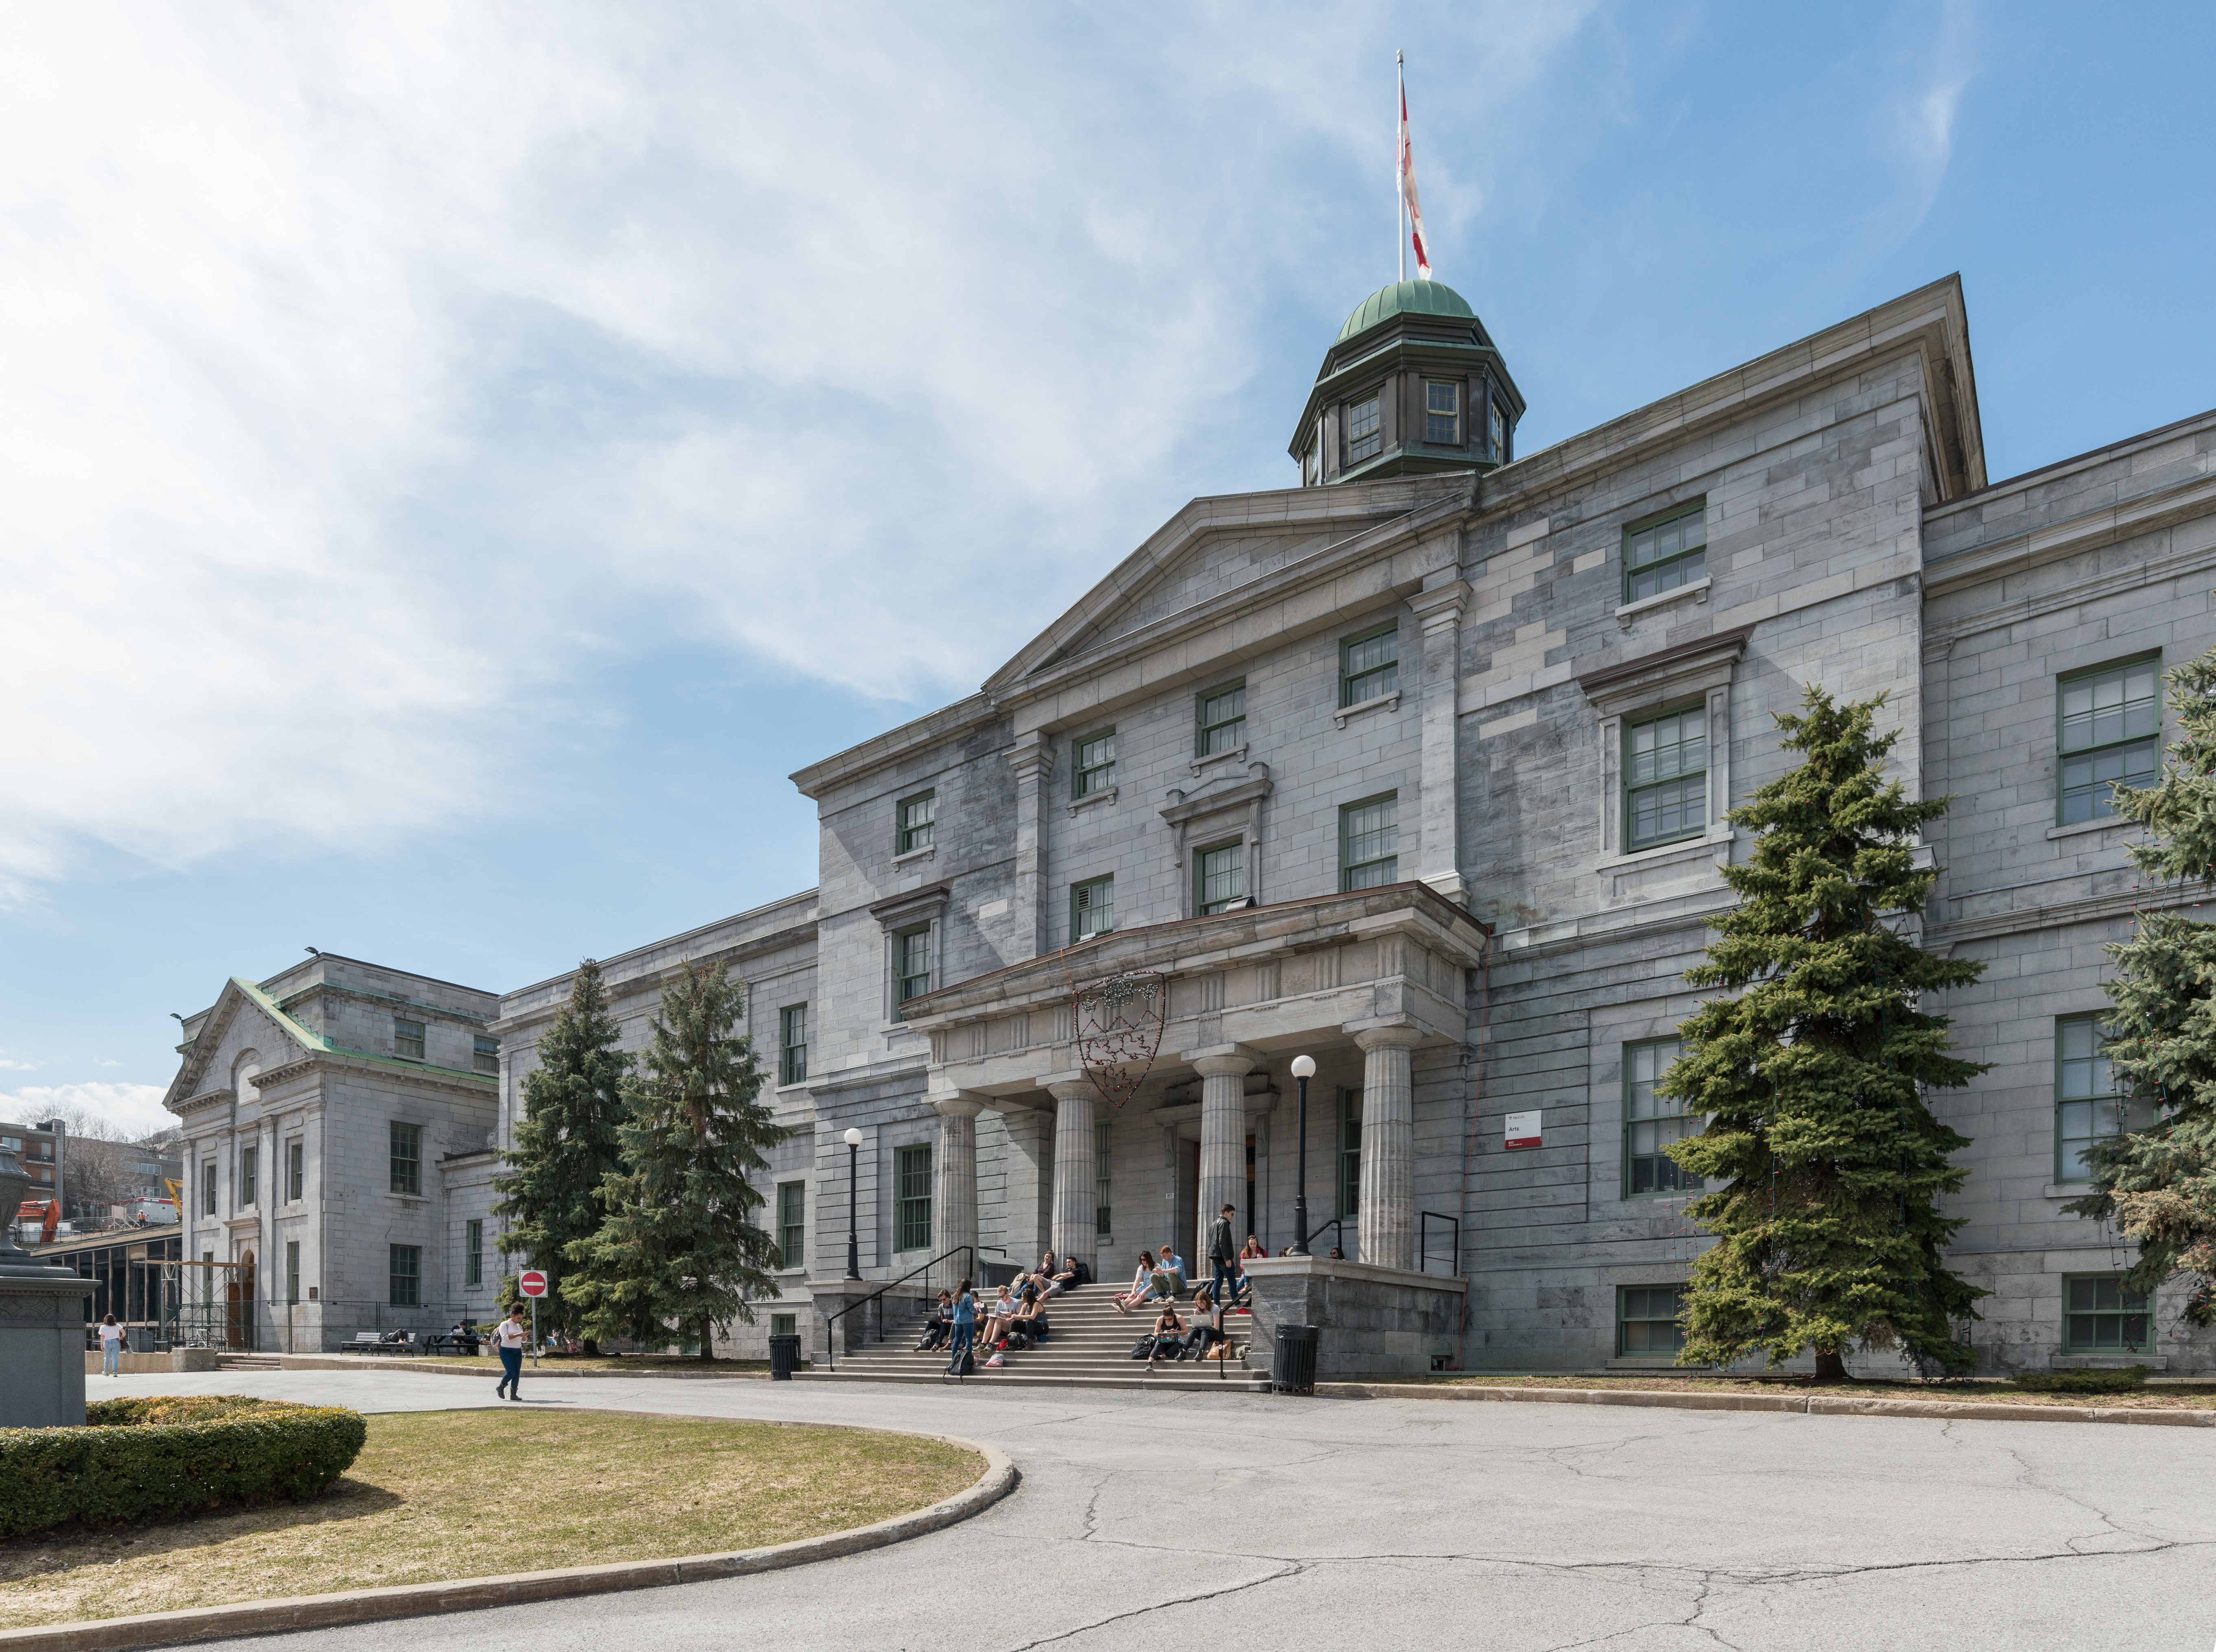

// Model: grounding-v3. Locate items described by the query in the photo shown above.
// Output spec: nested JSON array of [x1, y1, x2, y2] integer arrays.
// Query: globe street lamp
[[843, 1127, 865, 1281], [1288, 1054, 1316, 1256]]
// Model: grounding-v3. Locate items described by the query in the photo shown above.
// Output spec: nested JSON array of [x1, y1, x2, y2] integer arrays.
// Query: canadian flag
[[1398, 74, 1432, 281]]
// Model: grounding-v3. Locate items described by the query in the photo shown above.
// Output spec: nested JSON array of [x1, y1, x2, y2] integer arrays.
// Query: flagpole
[[1396, 50, 1406, 284]]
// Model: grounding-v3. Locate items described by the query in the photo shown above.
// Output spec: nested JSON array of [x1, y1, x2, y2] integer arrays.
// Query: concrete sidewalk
[[64, 1367, 2216, 1651]]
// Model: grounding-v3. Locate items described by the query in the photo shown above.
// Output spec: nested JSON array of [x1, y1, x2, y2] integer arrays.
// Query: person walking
[[493, 1301, 528, 1400], [949, 1277, 977, 1371], [1207, 1203, 1238, 1311], [97, 1313, 125, 1375]]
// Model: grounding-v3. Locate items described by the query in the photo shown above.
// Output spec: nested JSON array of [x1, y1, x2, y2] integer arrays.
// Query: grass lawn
[[1399, 1373, 2216, 1409], [0, 1410, 980, 1628]]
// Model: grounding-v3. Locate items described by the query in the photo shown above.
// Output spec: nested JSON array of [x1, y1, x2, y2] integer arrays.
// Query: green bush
[[0, 1397, 366, 1537], [2013, 1365, 2150, 1393]]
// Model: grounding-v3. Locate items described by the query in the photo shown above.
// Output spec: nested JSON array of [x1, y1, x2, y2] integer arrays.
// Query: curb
[[261, 1357, 778, 1380], [1314, 1381, 2216, 1426], [0, 1433, 1017, 1652]]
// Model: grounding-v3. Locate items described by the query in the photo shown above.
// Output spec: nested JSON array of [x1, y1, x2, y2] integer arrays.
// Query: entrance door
[[227, 1253, 255, 1350], [1175, 1140, 1198, 1273], [1244, 1133, 1257, 1249]]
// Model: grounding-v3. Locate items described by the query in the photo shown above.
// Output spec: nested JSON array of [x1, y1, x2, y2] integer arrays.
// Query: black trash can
[[1272, 1324, 1319, 1396], [769, 1333, 802, 1380]]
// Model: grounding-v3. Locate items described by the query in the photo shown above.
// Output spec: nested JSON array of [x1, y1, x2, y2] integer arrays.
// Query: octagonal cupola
[[1289, 278, 1524, 486]]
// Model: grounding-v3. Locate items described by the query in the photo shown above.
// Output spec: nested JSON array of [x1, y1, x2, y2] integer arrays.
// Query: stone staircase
[[217, 1352, 283, 1370], [799, 1285, 1271, 1393]]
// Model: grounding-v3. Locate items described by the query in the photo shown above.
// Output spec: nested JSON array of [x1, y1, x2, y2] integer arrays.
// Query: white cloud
[[0, 1058, 34, 1071], [0, 4, 1592, 896], [3, 1083, 174, 1140]]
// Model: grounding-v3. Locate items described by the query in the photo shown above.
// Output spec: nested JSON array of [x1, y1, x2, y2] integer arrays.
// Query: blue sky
[[4, 1, 2212, 1137]]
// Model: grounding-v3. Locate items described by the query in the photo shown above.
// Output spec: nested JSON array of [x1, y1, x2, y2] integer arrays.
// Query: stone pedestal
[[807, 1278, 877, 1360], [1241, 1254, 1465, 1380], [0, 1149, 94, 1427]]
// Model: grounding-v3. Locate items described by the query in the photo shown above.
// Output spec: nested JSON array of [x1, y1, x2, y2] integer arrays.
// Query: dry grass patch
[[1412, 1374, 2216, 1409], [0, 1410, 979, 1628]]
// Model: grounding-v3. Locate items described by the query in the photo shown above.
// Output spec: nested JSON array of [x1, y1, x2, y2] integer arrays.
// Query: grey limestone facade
[[164, 272, 2216, 1375]]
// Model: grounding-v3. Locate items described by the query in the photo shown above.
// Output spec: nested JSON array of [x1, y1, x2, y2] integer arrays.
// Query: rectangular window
[[894, 927, 932, 1012], [1626, 706, 1708, 850], [2063, 1275, 2151, 1353], [1336, 1088, 1362, 1219], [780, 1003, 809, 1085], [1072, 875, 1115, 941], [1196, 840, 1246, 915], [896, 1144, 933, 1253], [1073, 727, 1117, 798], [287, 1141, 303, 1203], [771, 1312, 797, 1338], [2056, 1014, 2125, 1183], [1624, 1038, 1703, 1198], [238, 1146, 257, 1209], [388, 1244, 421, 1308], [1340, 624, 1399, 707], [465, 1218, 483, 1289], [2058, 657, 2161, 825], [1617, 1285, 1687, 1356], [897, 790, 936, 854], [1344, 393, 1382, 463], [1196, 680, 1247, 757], [390, 1121, 422, 1196], [393, 1017, 426, 1060], [1096, 1119, 1112, 1238], [1423, 379, 1461, 444], [473, 1035, 500, 1075], [777, 1181, 806, 1270], [1623, 503, 1708, 603], [202, 1161, 216, 1216], [1487, 395, 1506, 458], [1340, 794, 1399, 891], [285, 1240, 300, 1305]]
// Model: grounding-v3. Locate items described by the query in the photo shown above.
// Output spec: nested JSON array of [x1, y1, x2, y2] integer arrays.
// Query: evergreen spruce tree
[[2068, 641, 2216, 1323], [1663, 688, 1988, 1378], [491, 959, 632, 1351], [563, 960, 787, 1359]]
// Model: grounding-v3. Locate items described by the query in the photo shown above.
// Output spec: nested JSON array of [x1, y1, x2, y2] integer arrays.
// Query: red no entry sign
[[517, 1269, 548, 1298]]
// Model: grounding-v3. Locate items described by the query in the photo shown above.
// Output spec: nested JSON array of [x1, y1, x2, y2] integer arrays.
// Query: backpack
[[948, 1345, 974, 1378], [1130, 1335, 1154, 1361]]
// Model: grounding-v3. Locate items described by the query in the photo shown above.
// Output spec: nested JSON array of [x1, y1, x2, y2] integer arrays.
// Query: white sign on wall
[[1504, 1110, 1542, 1150]]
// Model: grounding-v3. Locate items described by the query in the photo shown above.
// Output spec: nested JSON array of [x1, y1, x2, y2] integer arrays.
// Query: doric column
[[1186, 1046, 1257, 1283], [1045, 1078, 1098, 1276], [930, 1095, 984, 1267], [1006, 732, 1054, 961], [1351, 1022, 1423, 1271], [1406, 578, 1471, 903]]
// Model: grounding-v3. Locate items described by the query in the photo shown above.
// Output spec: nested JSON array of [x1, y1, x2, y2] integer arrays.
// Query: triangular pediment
[[162, 977, 322, 1114]]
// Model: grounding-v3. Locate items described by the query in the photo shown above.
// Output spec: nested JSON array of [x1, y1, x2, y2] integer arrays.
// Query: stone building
[[163, 272, 2216, 1375]]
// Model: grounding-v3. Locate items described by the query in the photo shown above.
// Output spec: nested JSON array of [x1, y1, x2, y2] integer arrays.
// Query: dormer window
[[1424, 380, 1460, 444], [1344, 394, 1382, 464]]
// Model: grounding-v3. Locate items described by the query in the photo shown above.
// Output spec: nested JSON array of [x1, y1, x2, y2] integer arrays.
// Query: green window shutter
[[1622, 502, 1708, 603], [2057, 656, 2161, 825], [1623, 1038, 1703, 1198], [1340, 793, 1399, 890]]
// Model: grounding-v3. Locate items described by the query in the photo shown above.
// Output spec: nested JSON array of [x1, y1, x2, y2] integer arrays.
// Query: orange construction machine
[[15, 1198, 59, 1243]]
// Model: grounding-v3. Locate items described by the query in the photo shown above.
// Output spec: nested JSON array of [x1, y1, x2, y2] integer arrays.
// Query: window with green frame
[[893, 926, 932, 1014], [1624, 1037, 1702, 1197], [238, 1145, 257, 1208], [2063, 1275, 2150, 1353], [1196, 680, 1247, 757], [1341, 624, 1398, 707], [1340, 794, 1399, 890], [2058, 656, 2160, 825], [771, 1312, 797, 1337], [473, 1034, 500, 1075], [390, 1121, 421, 1196], [1336, 1087, 1362, 1219], [895, 1144, 933, 1253], [1196, 840, 1245, 915], [777, 1181, 806, 1269], [1623, 502, 1707, 603], [1096, 1119, 1112, 1237], [1617, 1284, 1686, 1356], [287, 1140, 303, 1202], [1344, 393, 1382, 463], [464, 1218, 483, 1288], [1072, 874, 1114, 941], [388, 1243, 421, 1308], [1626, 705, 1707, 850], [393, 1016, 425, 1060], [780, 1003, 808, 1085], [1486, 394, 1506, 459], [1423, 379, 1460, 444], [202, 1161, 215, 1216], [896, 790, 936, 854], [286, 1240, 301, 1304], [2056, 1014, 2126, 1183], [1073, 728, 1116, 798]]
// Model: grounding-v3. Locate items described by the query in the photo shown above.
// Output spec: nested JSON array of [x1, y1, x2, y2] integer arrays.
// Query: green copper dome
[[1334, 278, 1476, 345]]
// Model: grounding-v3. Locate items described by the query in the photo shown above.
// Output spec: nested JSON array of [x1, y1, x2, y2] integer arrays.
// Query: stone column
[[1187, 1048, 1257, 1285], [1045, 1078, 1098, 1277], [931, 1095, 984, 1267], [1352, 1023, 1423, 1271], [1406, 578, 1471, 903]]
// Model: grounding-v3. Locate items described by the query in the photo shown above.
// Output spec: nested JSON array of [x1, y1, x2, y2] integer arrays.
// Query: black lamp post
[[843, 1127, 864, 1280], [1287, 1054, 1316, 1256]]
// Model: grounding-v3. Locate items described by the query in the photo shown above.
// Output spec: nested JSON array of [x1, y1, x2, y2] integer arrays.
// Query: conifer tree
[[492, 959, 632, 1350], [2068, 641, 2216, 1324], [1663, 688, 1988, 1378], [563, 960, 787, 1358]]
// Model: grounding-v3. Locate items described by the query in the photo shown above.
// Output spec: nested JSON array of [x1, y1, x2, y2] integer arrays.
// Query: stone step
[[796, 1369, 1269, 1393]]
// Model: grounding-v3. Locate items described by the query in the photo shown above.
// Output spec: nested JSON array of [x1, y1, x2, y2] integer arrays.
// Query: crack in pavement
[[999, 1562, 1305, 1650]]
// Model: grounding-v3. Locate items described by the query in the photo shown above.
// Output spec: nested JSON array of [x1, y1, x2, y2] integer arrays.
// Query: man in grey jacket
[[1207, 1204, 1238, 1309]]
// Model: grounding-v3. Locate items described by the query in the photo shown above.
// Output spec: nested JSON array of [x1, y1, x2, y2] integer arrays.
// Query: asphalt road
[[87, 1367, 2216, 1652]]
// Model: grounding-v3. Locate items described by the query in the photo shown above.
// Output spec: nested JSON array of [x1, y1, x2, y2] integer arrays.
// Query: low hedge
[[0, 1397, 366, 1537], [2013, 1364, 2150, 1393]]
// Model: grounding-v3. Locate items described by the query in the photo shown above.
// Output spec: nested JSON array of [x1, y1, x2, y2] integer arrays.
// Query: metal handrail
[[1419, 1211, 1461, 1276], [821, 1244, 1002, 1372], [1302, 1218, 1347, 1257]]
